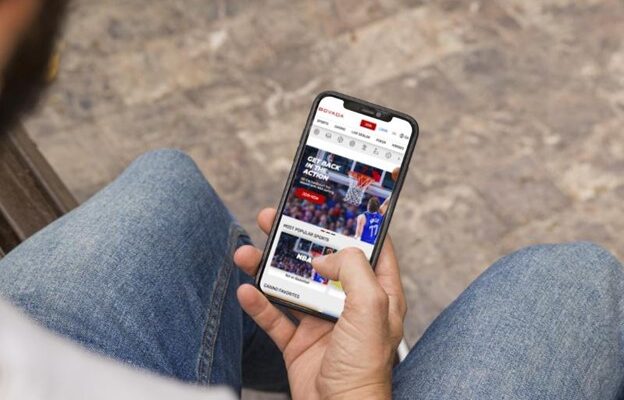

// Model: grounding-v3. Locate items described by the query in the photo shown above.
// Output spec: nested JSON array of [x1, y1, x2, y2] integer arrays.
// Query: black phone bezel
[[254, 90, 420, 322]]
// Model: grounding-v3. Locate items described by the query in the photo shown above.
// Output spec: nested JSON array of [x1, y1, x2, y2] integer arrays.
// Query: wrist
[[328, 382, 391, 400]]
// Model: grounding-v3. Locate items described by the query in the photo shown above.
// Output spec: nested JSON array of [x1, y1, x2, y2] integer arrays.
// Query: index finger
[[375, 235, 407, 318], [257, 208, 277, 235]]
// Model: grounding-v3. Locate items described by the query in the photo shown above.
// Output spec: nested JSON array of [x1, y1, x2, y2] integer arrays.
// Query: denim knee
[[117, 148, 224, 216], [129, 148, 205, 190], [75, 148, 241, 256], [486, 242, 624, 299]]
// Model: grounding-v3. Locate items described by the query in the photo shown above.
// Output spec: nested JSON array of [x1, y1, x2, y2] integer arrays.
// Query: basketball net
[[344, 171, 375, 206]]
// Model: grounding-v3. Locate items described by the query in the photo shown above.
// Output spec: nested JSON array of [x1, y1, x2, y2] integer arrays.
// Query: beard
[[0, 0, 69, 132]]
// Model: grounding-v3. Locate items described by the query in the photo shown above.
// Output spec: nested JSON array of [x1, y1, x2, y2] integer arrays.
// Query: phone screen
[[258, 94, 415, 318]]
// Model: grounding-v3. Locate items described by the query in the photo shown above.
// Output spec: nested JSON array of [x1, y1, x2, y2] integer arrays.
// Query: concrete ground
[[24, 0, 624, 396]]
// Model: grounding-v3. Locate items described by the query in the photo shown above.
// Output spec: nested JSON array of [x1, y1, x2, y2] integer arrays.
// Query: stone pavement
[[23, 0, 624, 392]]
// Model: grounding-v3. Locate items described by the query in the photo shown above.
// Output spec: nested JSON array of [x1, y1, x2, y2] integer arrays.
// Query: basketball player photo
[[354, 197, 384, 244]]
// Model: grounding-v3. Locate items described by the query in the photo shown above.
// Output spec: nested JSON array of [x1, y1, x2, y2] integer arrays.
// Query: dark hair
[[0, 0, 70, 131], [367, 197, 380, 213]]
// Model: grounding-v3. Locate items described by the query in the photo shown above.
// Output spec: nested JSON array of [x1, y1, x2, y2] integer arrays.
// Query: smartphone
[[255, 91, 419, 321]]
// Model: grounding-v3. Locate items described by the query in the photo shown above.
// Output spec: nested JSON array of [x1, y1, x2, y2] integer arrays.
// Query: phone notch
[[343, 100, 393, 122]]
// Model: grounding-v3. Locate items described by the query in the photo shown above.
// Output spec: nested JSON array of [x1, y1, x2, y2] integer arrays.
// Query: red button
[[360, 120, 376, 130], [294, 188, 326, 204]]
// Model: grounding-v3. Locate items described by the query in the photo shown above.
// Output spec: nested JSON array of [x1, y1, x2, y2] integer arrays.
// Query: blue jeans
[[0, 149, 622, 399]]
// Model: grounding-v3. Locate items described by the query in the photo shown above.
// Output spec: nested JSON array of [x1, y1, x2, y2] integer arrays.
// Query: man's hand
[[234, 208, 406, 400]]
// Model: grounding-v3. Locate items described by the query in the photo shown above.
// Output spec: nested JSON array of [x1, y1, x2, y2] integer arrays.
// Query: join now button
[[360, 119, 377, 130], [294, 188, 326, 204]]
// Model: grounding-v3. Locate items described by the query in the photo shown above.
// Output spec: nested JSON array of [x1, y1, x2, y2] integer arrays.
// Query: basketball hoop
[[344, 171, 375, 206]]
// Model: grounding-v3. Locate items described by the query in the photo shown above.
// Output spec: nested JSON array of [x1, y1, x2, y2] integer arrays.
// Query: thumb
[[312, 247, 386, 307]]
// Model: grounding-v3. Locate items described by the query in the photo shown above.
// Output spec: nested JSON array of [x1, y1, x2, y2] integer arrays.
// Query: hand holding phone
[[255, 91, 418, 320], [234, 208, 406, 400]]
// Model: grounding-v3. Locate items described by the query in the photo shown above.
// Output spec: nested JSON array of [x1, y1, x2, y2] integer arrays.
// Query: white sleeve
[[0, 299, 235, 400]]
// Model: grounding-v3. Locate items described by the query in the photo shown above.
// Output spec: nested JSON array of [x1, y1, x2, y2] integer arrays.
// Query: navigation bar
[[310, 124, 404, 165]]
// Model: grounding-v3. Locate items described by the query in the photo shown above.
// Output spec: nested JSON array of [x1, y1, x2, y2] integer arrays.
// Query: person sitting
[[1, 1, 623, 399]]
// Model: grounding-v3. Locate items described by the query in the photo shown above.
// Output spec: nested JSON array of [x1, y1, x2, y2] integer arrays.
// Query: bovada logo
[[318, 107, 344, 118]]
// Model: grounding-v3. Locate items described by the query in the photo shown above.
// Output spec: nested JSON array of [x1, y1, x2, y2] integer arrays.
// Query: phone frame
[[255, 90, 419, 322]]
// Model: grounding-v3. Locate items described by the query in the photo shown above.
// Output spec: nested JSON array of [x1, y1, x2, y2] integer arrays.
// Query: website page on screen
[[260, 95, 413, 318]]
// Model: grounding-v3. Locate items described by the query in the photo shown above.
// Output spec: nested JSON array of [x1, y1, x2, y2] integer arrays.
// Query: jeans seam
[[197, 222, 247, 383]]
